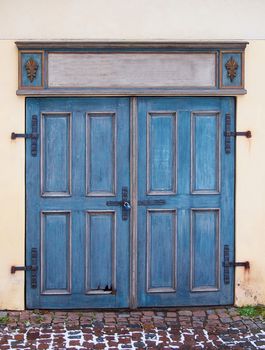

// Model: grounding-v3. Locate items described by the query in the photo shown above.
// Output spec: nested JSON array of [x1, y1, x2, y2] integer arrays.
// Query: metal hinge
[[11, 265, 37, 273], [224, 113, 252, 154], [11, 248, 38, 288], [227, 261, 250, 268], [223, 245, 250, 284], [224, 131, 252, 138], [11, 115, 39, 156]]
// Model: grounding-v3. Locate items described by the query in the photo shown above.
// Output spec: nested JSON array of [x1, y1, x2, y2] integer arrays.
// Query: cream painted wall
[[0, 40, 264, 309], [0, 42, 25, 309], [236, 42, 265, 306], [0, 0, 265, 40]]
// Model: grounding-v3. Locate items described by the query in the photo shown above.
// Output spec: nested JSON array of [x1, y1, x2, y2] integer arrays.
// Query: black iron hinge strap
[[224, 113, 252, 154], [11, 115, 39, 156], [11, 265, 37, 273], [224, 131, 252, 138], [223, 245, 250, 284], [11, 248, 38, 288]]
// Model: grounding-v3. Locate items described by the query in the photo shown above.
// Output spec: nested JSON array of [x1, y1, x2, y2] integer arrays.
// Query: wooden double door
[[26, 97, 235, 308]]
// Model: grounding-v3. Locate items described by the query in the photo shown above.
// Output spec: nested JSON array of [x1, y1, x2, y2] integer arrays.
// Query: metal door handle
[[106, 187, 130, 220], [106, 200, 131, 207]]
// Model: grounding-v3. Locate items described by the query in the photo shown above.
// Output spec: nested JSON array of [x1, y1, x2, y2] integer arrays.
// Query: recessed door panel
[[147, 209, 177, 292], [41, 113, 72, 196], [191, 209, 220, 291], [86, 113, 116, 196], [147, 113, 177, 194], [41, 211, 71, 294], [191, 112, 220, 193], [86, 211, 116, 294]]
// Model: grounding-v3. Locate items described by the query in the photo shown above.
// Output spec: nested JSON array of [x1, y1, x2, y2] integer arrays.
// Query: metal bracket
[[224, 131, 252, 138], [223, 245, 250, 284], [11, 248, 38, 288], [11, 265, 37, 273], [224, 113, 252, 154], [228, 261, 250, 268], [11, 133, 35, 139], [11, 115, 39, 156], [138, 199, 166, 206]]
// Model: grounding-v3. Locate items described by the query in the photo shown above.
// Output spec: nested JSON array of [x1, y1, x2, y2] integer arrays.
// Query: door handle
[[106, 200, 131, 208], [106, 187, 130, 220]]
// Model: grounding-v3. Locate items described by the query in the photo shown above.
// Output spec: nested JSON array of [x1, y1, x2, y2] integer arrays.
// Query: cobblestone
[[0, 307, 264, 349]]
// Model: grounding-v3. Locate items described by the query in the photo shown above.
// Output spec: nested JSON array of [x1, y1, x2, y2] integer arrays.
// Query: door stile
[[130, 97, 138, 309]]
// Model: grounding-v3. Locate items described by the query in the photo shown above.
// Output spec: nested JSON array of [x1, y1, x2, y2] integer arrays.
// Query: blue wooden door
[[26, 97, 130, 308], [27, 96, 235, 308], [137, 97, 235, 306]]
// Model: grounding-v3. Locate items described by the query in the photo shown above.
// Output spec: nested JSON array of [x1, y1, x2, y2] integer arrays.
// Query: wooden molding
[[15, 41, 248, 50], [16, 41, 248, 96]]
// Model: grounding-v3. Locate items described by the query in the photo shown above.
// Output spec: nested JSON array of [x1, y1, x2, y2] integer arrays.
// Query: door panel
[[191, 112, 220, 194], [147, 209, 177, 293], [137, 97, 235, 307], [41, 211, 71, 294], [147, 112, 177, 194], [190, 208, 220, 291], [41, 113, 72, 196], [86, 113, 116, 196], [85, 211, 116, 294], [26, 97, 130, 308]]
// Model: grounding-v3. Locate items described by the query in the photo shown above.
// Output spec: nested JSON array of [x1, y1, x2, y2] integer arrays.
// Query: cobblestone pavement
[[0, 308, 264, 349]]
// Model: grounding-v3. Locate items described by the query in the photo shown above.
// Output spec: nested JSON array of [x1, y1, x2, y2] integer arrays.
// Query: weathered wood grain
[[48, 53, 216, 88]]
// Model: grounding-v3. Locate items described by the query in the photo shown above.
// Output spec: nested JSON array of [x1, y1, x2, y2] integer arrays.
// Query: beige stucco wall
[[0, 42, 25, 309], [236, 42, 265, 306], [1, 0, 265, 40], [0, 40, 264, 310]]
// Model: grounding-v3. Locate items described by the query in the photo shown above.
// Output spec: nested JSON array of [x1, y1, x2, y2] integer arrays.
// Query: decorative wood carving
[[225, 56, 238, 82], [25, 58, 39, 82]]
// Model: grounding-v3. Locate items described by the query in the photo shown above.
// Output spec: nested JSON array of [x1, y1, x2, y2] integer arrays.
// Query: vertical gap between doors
[[130, 97, 138, 308]]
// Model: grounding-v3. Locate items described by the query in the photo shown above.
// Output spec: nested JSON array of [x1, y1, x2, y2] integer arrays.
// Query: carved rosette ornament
[[225, 56, 238, 82], [25, 58, 39, 82]]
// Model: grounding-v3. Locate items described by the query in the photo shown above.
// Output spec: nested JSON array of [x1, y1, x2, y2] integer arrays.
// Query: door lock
[[123, 201, 131, 210]]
